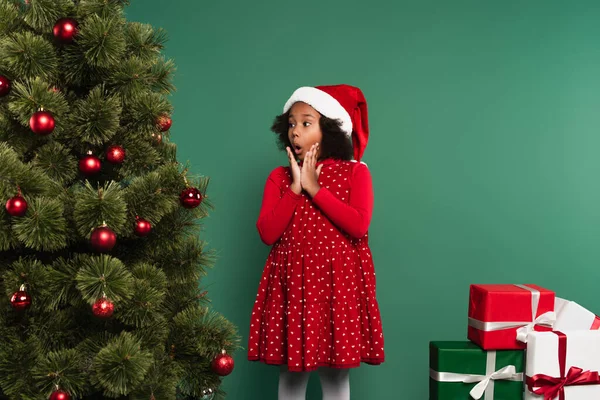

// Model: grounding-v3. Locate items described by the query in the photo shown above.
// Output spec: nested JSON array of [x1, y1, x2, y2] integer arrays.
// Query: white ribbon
[[430, 351, 523, 400], [468, 284, 555, 343], [515, 311, 556, 342]]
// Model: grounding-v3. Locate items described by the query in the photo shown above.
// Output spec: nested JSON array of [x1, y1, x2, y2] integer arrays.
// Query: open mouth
[[293, 144, 303, 155]]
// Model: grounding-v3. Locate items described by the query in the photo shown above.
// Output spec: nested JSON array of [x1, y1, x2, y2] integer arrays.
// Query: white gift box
[[553, 297, 600, 331], [525, 330, 600, 400]]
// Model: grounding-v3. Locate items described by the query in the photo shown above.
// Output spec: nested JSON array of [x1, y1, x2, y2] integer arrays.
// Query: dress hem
[[247, 355, 385, 372]]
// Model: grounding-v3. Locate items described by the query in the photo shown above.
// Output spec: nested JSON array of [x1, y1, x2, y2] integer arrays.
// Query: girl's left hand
[[301, 143, 323, 197]]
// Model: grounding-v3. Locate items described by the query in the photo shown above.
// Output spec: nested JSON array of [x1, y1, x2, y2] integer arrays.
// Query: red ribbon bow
[[526, 331, 600, 400]]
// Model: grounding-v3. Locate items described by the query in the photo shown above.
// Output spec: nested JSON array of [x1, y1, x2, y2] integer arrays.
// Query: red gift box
[[468, 284, 555, 350]]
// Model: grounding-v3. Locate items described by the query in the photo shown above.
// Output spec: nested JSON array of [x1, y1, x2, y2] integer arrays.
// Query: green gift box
[[429, 341, 524, 400]]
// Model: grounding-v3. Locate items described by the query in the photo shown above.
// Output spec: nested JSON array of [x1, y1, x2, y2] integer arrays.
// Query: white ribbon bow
[[515, 311, 556, 343], [430, 365, 523, 400]]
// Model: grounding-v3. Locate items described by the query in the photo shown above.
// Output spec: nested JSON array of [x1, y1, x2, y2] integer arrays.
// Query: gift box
[[468, 284, 555, 349], [525, 330, 600, 400], [553, 297, 600, 331], [429, 341, 524, 400]]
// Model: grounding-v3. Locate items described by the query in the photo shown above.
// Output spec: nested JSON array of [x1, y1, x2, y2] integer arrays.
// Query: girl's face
[[288, 102, 323, 161]]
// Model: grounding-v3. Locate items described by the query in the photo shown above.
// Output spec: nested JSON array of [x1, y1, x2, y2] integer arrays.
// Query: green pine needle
[[75, 254, 134, 304], [46, 257, 82, 310], [33, 349, 87, 398], [73, 180, 127, 238], [125, 22, 166, 62], [77, 0, 124, 20], [30, 142, 79, 186], [92, 331, 153, 396], [0, 31, 58, 81], [0, 336, 43, 399], [22, 0, 73, 32], [2, 257, 46, 299], [78, 14, 127, 69], [8, 76, 69, 131], [0, 1, 22, 36], [116, 277, 165, 328], [13, 196, 68, 251], [68, 85, 123, 146], [129, 354, 182, 400]]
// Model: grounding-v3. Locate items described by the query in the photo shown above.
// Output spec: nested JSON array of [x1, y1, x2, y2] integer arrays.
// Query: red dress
[[247, 158, 385, 372]]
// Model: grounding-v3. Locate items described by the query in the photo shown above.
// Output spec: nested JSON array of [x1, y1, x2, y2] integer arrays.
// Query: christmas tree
[[0, 1, 239, 399]]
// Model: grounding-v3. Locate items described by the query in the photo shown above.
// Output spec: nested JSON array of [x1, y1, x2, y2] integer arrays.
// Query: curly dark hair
[[270, 110, 353, 161]]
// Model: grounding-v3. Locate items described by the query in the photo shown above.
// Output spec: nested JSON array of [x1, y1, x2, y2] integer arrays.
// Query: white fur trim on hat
[[283, 87, 353, 136]]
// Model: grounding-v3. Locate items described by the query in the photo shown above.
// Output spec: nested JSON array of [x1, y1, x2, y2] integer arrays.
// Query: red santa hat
[[282, 84, 369, 162]]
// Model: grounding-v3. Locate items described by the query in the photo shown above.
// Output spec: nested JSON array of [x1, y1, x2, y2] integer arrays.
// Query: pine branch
[[7, 76, 69, 133], [0, 212, 19, 251], [65, 85, 122, 146], [0, 1, 23, 36], [2, 257, 46, 301], [77, 0, 124, 20], [131, 313, 168, 351], [91, 331, 153, 397], [0, 114, 35, 156], [123, 166, 181, 225], [77, 14, 126, 69], [160, 236, 213, 285], [75, 254, 133, 304], [13, 197, 68, 251], [0, 336, 43, 399], [0, 31, 59, 81], [115, 134, 160, 178], [124, 22, 166, 62], [32, 349, 88, 398], [45, 257, 82, 310], [149, 57, 176, 94], [22, 0, 73, 32], [116, 277, 165, 328], [123, 90, 172, 135], [30, 142, 78, 186], [106, 56, 151, 100], [60, 42, 107, 89], [73, 180, 127, 238], [129, 353, 182, 400]]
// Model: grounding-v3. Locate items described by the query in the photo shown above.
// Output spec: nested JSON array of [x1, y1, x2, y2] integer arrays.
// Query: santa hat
[[282, 84, 369, 162]]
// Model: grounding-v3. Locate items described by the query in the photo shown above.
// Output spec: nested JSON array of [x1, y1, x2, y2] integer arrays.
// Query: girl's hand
[[286, 146, 302, 194], [301, 143, 323, 197]]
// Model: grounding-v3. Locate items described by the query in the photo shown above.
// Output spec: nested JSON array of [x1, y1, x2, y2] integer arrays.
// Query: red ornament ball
[[53, 18, 78, 43], [180, 187, 203, 209], [6, 195, 27, 217], [92, 297, 114, 318], [106, 145, 126, 164], [0, 75, 11, 97], [90, 225, 117, 252], [157, 115, 172, 132], [49, 389, 70, 400], [30, 110, 55, 135], [211, 350, 234, 376], [134, 216, 152, 237], [79, 153, 102, 175], [10, 290, 32, 311]]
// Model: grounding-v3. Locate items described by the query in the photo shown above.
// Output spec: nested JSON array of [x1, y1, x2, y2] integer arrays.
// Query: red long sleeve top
[[256, 161, 373, 246]]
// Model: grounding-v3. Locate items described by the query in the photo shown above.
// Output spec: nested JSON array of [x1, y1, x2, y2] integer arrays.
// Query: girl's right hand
[[286, 146, 302, 194]]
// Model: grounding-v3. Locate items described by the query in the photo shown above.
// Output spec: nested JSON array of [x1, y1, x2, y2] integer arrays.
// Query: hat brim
[[283, 87, 353, 136]]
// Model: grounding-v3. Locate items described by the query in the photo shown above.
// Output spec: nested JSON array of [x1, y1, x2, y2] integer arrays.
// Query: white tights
[[278, 365, 350, 400]]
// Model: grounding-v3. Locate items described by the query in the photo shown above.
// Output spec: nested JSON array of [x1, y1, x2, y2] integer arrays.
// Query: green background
[[127, 1, 600, 398]]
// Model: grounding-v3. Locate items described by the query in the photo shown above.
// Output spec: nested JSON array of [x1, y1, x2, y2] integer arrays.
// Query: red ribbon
[[526, 331, 600, 400], [591, 316, 600, 330]]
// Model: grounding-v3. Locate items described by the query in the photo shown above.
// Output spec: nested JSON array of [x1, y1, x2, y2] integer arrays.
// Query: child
[[248, 84, 385, 400]]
